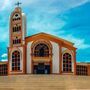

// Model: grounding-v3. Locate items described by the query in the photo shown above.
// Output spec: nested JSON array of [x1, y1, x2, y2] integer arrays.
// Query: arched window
[[12, 51, 20, 71], [63, 53, 72, 72], [12, 13, 21, 21], [13, 37, 21, 45], [34, 43, 49, 57], [13, 25, 21, 32]]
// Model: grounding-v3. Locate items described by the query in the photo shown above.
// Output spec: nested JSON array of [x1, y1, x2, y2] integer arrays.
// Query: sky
[[0, 0, 90, 62]]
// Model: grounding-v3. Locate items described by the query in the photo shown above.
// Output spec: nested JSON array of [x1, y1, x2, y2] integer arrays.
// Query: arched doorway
[[32, 41, 52, 74], [63, 53, 72, 73]]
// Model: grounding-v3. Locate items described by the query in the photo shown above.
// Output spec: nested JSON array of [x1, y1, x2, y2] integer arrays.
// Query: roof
[[26, 32, 75, 46], [0, 61, 8, 64], [77, 62, 90, 65]]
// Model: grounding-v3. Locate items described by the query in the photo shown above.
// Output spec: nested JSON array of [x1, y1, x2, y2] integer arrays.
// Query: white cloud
[[0, 26, 9, 42], [1, 53, 7, 58], [0, 59, 7, 61], [0, 0, 89, 12], [1, 53, 8, 61], [61, 34, 90, 49], [0, 0, 11, 11], [28, 18, 65, 34]]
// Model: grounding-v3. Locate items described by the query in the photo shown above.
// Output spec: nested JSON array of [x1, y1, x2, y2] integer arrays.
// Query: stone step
[[0, 75, 90, 90]]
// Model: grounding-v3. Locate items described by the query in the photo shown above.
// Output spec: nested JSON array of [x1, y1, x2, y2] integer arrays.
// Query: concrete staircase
[[0, 75, 90, 90]]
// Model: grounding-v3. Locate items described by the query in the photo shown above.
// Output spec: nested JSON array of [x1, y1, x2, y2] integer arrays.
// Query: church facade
[[0, 6, 90, 76], [8, 7, 77, 75]]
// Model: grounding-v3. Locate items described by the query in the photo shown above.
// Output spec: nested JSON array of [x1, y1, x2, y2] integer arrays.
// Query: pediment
[[25, 33, 76, 50]]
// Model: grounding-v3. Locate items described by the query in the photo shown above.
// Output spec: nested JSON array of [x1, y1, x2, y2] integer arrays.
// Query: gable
[[25, 33, 77, 50]]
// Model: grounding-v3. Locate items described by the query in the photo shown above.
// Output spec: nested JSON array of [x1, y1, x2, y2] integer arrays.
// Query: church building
[[0, 6, 90, 76]]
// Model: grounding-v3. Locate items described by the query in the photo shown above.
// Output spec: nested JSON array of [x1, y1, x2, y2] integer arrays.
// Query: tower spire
[[15, 1, 22, 7]]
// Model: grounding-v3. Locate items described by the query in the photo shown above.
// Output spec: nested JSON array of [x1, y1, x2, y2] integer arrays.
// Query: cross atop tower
[[15, 1, 22, 7]]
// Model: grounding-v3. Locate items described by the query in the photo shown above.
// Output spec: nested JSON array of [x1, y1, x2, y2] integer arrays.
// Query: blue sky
[[0, 0, 90, 62]]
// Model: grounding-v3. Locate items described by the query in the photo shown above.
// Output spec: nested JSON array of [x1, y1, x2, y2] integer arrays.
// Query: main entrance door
[[33, 63, 50, 74], [32, 41, 52, 74]]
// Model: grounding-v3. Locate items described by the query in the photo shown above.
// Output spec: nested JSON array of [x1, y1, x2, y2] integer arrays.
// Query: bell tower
[[8, 3, 26, 75], [10, 2, 26, 47]]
